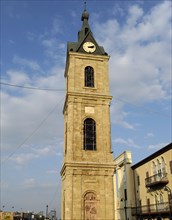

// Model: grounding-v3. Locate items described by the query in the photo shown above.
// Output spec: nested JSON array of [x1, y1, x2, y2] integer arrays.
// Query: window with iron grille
[[85, 66, 94, 87], [84, 118, 96, 150]]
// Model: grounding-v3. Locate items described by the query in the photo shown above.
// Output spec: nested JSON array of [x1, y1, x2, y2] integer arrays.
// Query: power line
[[48, 178, 61, 207], [0, 82, 65, 91], [1, 96, 65, 165], [1, 81, 170, 118]]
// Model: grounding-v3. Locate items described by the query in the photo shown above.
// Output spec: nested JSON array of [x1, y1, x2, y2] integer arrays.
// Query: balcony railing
[[132, 202, 172, 216], [145, 172, 169, 187]]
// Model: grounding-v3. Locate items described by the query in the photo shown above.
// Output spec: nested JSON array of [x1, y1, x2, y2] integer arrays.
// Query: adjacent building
[[47, 210, 57, 220], [114, 151, 133, 220], [114, 143, 172, 220], [0, 212, 14, 220]]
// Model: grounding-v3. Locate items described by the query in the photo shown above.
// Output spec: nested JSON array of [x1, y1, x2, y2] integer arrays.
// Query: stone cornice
[[63, 92, 112, 113], [61, 161, 115, 176]]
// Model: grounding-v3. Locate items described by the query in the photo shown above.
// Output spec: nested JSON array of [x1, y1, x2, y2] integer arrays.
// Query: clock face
[[83, 42, 96, 53]]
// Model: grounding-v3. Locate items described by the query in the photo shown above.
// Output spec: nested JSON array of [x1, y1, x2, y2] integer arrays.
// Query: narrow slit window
[[85, 66, 94, 87], [84, 118, 96, 150]]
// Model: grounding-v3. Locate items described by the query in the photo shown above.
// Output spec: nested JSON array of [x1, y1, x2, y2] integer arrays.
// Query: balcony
[[132, 202, 172, 216], [145, 172, 169, 187]]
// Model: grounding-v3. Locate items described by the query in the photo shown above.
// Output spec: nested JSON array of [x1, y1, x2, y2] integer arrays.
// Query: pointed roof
[[67, 4, 107, 56], [81, 2, 89, 21], [78, 6, 90, 43]]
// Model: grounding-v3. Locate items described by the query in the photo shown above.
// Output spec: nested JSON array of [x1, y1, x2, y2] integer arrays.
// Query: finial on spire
[[81, 1, 89, 21]]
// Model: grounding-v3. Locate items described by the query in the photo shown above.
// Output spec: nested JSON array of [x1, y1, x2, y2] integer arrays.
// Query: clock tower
[[61, 6, 115, 220]]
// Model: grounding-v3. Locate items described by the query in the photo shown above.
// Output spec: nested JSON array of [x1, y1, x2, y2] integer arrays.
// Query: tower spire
[[81, 2, 89, 21]]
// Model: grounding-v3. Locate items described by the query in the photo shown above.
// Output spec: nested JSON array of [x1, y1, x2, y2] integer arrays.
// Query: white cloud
[[21, 178, 36, 189], [110, 102, 135, 129], [112, 3, 125, 17], [33, 147, 52, 156], [32, 146, 61, 157], [94, 1, 171, 127], [13, 55, 41, 71], [27, 31, 37, 41], [5, 69, 31, 85], [26, 17, 65, 63], [146, 132, 154, 138], [1, 66, 65, 153], [46, 170, 58, 174], [148, 142, 169, 150], [127, 5, 143, 27], [20, 178, 58, 190], [42, 38, 56, 48], [9, 153, 39, 165], [41, 37, 65, 62], [113, 137, 140, 148], [51, 17, 63, 35], [71, 10, 77, 18]]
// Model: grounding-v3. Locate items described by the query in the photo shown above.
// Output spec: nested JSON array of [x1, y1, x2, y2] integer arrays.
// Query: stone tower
[[61, 6, 115, 220]]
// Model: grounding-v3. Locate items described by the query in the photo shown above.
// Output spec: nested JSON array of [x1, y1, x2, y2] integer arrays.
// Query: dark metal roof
[[66, 7, 108, 56], [131, 142, 172, 169]]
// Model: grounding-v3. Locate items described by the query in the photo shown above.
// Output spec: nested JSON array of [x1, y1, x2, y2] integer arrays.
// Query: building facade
[[0, 212, 14, 220], [114, 143, 172, 220], [0, 212, 39, 220], [60, 6, 115, 220], [47, 210, 57, 220], [114, 151, 133, 220], [132, 143, 172, 220]]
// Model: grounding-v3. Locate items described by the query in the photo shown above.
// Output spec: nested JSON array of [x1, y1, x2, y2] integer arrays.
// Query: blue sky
[[1, 0, 171, 217]]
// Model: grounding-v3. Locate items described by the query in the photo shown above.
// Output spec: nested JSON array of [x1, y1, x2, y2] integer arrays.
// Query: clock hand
[[88, 46, 94, 48]]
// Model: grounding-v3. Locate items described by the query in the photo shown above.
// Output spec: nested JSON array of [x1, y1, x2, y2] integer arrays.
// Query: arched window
[[157, 159, 161, 174], [159, 194, 164, 211], [160, 194, 163, 204], [85, 66, 94, 87], [84, 118, 96, 150], [84, 192, 97, 220], [155, 194, 159, 211], [152, 161, 156, 175], [161, 157, 166, 174]]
